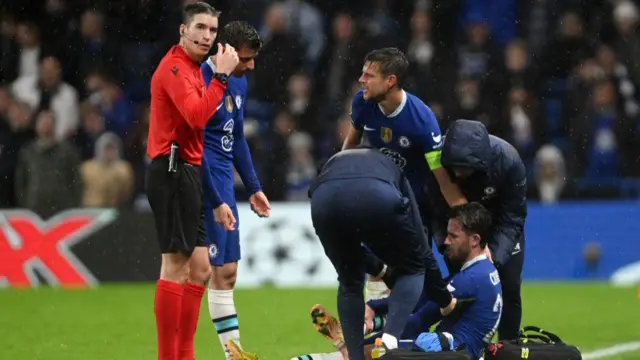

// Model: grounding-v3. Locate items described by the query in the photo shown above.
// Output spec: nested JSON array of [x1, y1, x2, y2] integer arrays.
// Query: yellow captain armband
[[425, 151, 443, 170]]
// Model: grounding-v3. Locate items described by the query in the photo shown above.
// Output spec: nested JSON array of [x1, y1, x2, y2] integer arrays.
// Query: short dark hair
[[448, 202, 493, 247], [182, 2, 220, 25], [219, 21, 262, 52], [363, 47, 409, 87]]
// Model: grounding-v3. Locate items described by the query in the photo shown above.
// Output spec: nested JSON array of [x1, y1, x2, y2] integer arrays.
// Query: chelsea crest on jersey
[[201, 58, 247, 160]]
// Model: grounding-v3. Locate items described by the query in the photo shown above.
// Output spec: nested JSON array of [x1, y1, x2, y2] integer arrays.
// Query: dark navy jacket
[[309, 147, 411, 198], [441, 120, 527, 267]]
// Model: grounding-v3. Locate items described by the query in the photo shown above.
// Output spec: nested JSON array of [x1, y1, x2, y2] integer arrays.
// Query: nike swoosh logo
[[364, 125, 375, 131]]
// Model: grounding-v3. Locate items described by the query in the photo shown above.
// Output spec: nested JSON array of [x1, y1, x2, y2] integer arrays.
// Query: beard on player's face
[[445, 241, 470, 265]]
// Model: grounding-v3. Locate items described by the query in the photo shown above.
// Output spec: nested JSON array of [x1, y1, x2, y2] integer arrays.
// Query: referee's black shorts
[[145, 155, 206, 255]]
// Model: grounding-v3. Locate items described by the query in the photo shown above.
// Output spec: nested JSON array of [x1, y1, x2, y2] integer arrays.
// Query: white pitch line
[[582, 342, 640, 359]]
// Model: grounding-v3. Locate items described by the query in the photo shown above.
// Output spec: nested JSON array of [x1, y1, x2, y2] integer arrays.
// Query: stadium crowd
[[1, 0, 639, 219]]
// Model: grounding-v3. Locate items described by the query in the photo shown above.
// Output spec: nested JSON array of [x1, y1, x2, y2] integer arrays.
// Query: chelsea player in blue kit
[[200, 21, 271, 360], [294, 203, 501, 360], [366, 202, 502, 359], [341, 48, 470, 300]]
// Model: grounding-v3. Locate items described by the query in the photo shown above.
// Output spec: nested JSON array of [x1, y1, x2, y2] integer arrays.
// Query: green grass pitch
[[1, 283, 639, 359]]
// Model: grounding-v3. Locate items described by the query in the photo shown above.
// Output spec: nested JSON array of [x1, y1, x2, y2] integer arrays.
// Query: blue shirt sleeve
[[202, 61, 214, 86], [350, 90, 365, 131], [232, 81, 262, 195], [448, 270, 479, 301], [201, 155, 223, 208]]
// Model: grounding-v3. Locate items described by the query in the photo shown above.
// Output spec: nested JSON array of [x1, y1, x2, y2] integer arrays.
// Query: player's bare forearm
[[432, 167, 467, 207], [341, 126, 362, 150]]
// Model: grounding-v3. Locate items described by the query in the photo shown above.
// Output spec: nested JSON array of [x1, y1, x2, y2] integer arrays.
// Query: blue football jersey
[[437, 255, 503, 358], [201, 58, 247, 163], [350, 89, 444, 202], [199, 58, 262, 209]]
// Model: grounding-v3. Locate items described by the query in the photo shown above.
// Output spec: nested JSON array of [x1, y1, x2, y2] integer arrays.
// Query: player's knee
[[160, 253, 190, 282], [190, 264, 212, 284], [185, 247, 214, 285], [210, 262, 238, 290]]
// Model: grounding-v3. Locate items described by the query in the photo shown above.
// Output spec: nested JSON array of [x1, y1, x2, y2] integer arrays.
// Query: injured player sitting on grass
[[289, 203, 503, 360]]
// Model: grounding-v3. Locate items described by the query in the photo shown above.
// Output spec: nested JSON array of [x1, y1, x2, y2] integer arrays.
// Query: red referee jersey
[[147, 45, 226, 165]]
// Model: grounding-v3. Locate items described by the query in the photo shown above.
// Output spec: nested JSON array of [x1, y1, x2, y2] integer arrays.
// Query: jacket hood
[[441, 119, 490, 171], [94, 131, 122, 161]]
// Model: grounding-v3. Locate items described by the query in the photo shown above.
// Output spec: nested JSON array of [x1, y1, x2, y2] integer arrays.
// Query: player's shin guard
[[209, 289, 241, 359], [177, 282, 205, 360], [155, 280, 184, 360]]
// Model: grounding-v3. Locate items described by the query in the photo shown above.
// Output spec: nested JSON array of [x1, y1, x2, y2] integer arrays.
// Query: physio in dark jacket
[[441, 119, 527, 341]]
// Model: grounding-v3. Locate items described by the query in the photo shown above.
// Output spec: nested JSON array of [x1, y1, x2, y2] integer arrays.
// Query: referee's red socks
[[178, 282, 206, 360], [155, 279, 183, 360]]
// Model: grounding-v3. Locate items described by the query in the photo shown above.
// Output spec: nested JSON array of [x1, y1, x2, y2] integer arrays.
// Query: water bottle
[[371, 337, 387, 358]]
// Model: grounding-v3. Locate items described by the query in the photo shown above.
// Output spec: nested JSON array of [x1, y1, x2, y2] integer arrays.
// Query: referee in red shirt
[[145, 3, 238, 360]]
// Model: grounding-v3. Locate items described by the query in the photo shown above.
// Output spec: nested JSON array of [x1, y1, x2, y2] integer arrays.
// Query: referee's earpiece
[[181, 28, 199, 45]]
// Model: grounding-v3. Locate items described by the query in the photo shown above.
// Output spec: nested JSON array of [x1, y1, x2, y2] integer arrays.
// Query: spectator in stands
[[14, 22, 41, 80], [501, 39, 539, 97], [455, 15, 503, 93], [499, 86, 544, 167], [261, 110, 294, 201], [0, 14, 19, 83], [612, 1, 640, 87], [124, 103, 150, 200], [533, 144, 567, 204], [317, 12, 363, 109], [65, 9, 120, 94], [404, 9, 443, 103], [251, 2, 303, 104], [11, 55, 79, 140], [285, 132, 315, 201], [569, 79, 635, 179], [279, 0, 325, 70], [595, 44, 640, 121], [85, 70, 134, 138], [80, 131, 133, 207], [15, 110, 81, 218], [443, 76, 491, 130], [0, 98, 35, 207], [73, 102, 106, 160], [284, 72, 319, 136], [540, 11, 593, 79]]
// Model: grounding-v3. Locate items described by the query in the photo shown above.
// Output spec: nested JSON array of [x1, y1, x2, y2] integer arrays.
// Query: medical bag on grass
[[384, 349, 472, 360], [484, 326, 582, 360]]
